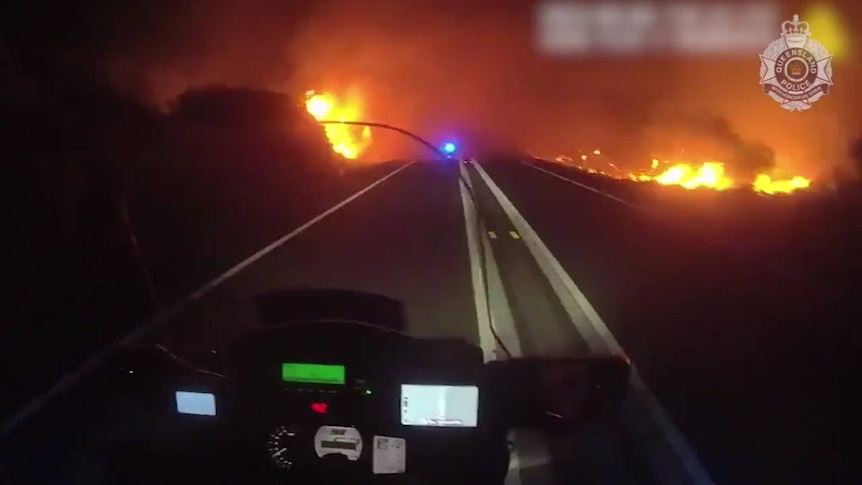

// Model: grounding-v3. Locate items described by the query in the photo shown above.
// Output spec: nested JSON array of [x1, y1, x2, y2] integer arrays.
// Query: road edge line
[[460, 164, 524, 360], [472, 162, 715, 485], [459, 165, 498, 362], [460, 163, 538, 485], [0, 161, 415, 438]]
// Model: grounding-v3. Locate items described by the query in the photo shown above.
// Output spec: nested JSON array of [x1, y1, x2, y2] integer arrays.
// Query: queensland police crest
[[759, 14, 833, 111]]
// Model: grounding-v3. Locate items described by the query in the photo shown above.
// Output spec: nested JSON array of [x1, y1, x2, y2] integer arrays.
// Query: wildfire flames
[[304, 90, 372, 159], [301, 90, 811, 195], [556, 150, 811, 195]]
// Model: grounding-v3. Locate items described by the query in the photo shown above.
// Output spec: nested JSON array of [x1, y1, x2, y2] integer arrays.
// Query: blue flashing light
[[442, 142, 456, 154]]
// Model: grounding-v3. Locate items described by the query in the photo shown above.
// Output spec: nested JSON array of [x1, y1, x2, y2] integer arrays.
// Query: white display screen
[[175, 390, 217, 416], [400, 384, 479, 427]]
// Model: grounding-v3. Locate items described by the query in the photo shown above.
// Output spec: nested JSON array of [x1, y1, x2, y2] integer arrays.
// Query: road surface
[[2, 159, 844, 484]]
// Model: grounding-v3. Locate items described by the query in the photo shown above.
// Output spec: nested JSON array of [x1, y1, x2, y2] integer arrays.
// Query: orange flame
[[304, 90, 371, 159], [556, 152, 812, 195]]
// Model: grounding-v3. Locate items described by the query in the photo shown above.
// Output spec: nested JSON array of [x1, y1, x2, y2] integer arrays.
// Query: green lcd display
[[281, 362, 346, 385]]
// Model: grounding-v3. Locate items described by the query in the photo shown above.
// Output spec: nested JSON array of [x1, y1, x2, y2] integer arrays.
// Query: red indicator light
[[310, 402, 328, 414]]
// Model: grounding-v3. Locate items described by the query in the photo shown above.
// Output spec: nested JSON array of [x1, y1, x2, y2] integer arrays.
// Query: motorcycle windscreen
[[254, 289, 406, 333]]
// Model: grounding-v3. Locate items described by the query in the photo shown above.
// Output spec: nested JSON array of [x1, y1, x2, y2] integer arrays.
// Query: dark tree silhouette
[[171, 86, 289, 129]]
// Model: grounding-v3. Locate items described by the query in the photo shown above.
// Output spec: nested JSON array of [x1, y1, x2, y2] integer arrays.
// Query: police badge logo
[[759, 14, 833, 111]]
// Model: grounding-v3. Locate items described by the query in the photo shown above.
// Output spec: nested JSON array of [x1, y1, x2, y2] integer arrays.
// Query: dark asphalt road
[[1, 158, 848, 484], [0, 162, 402, 420], [481, 160, 846, 485], [140, 161, 477, 352]]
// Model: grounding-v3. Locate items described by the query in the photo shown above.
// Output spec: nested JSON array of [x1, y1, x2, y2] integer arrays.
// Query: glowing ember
[[557, 151, 812, 194], [752, 174, 811, 194], [650, 161, 734, 190], [304, 90, 371, 159]]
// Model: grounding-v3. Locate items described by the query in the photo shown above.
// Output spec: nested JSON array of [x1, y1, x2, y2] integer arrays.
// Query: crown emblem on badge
[[781, 14, 810, 48]]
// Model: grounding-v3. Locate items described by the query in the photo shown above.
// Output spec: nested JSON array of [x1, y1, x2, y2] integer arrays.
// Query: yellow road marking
[[509, 231, 520, 239], [488, 231, 497, 239]]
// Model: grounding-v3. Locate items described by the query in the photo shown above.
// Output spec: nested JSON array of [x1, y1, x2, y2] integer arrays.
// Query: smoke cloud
[[5, 0, 861, 179]]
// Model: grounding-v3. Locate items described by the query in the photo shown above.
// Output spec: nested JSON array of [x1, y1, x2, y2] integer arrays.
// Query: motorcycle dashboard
[[227, 323, 486, 430], [281, 362, 346, 386], [275, 361, 479, 428], [399, 383, 479, 428]]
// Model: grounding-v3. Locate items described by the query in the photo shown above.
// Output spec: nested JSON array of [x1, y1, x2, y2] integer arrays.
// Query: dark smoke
[[681, 115, 777, 179], [621, 110, 779, 181], [3, 0, 862, 179]]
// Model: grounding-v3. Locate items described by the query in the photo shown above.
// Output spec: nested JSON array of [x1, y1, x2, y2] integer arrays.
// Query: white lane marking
[[459, 165, 550, 485], [459, 162, 523, 359], [523, 162, 723, 243], [459, 169, 497, 363], [472, 162, 716, 485], [508, 430, 553, 483], [524, 162, 638, 209], [0, 162, 415, 438], [506, 449, 523, 485], [524, 161, 810, 287]]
